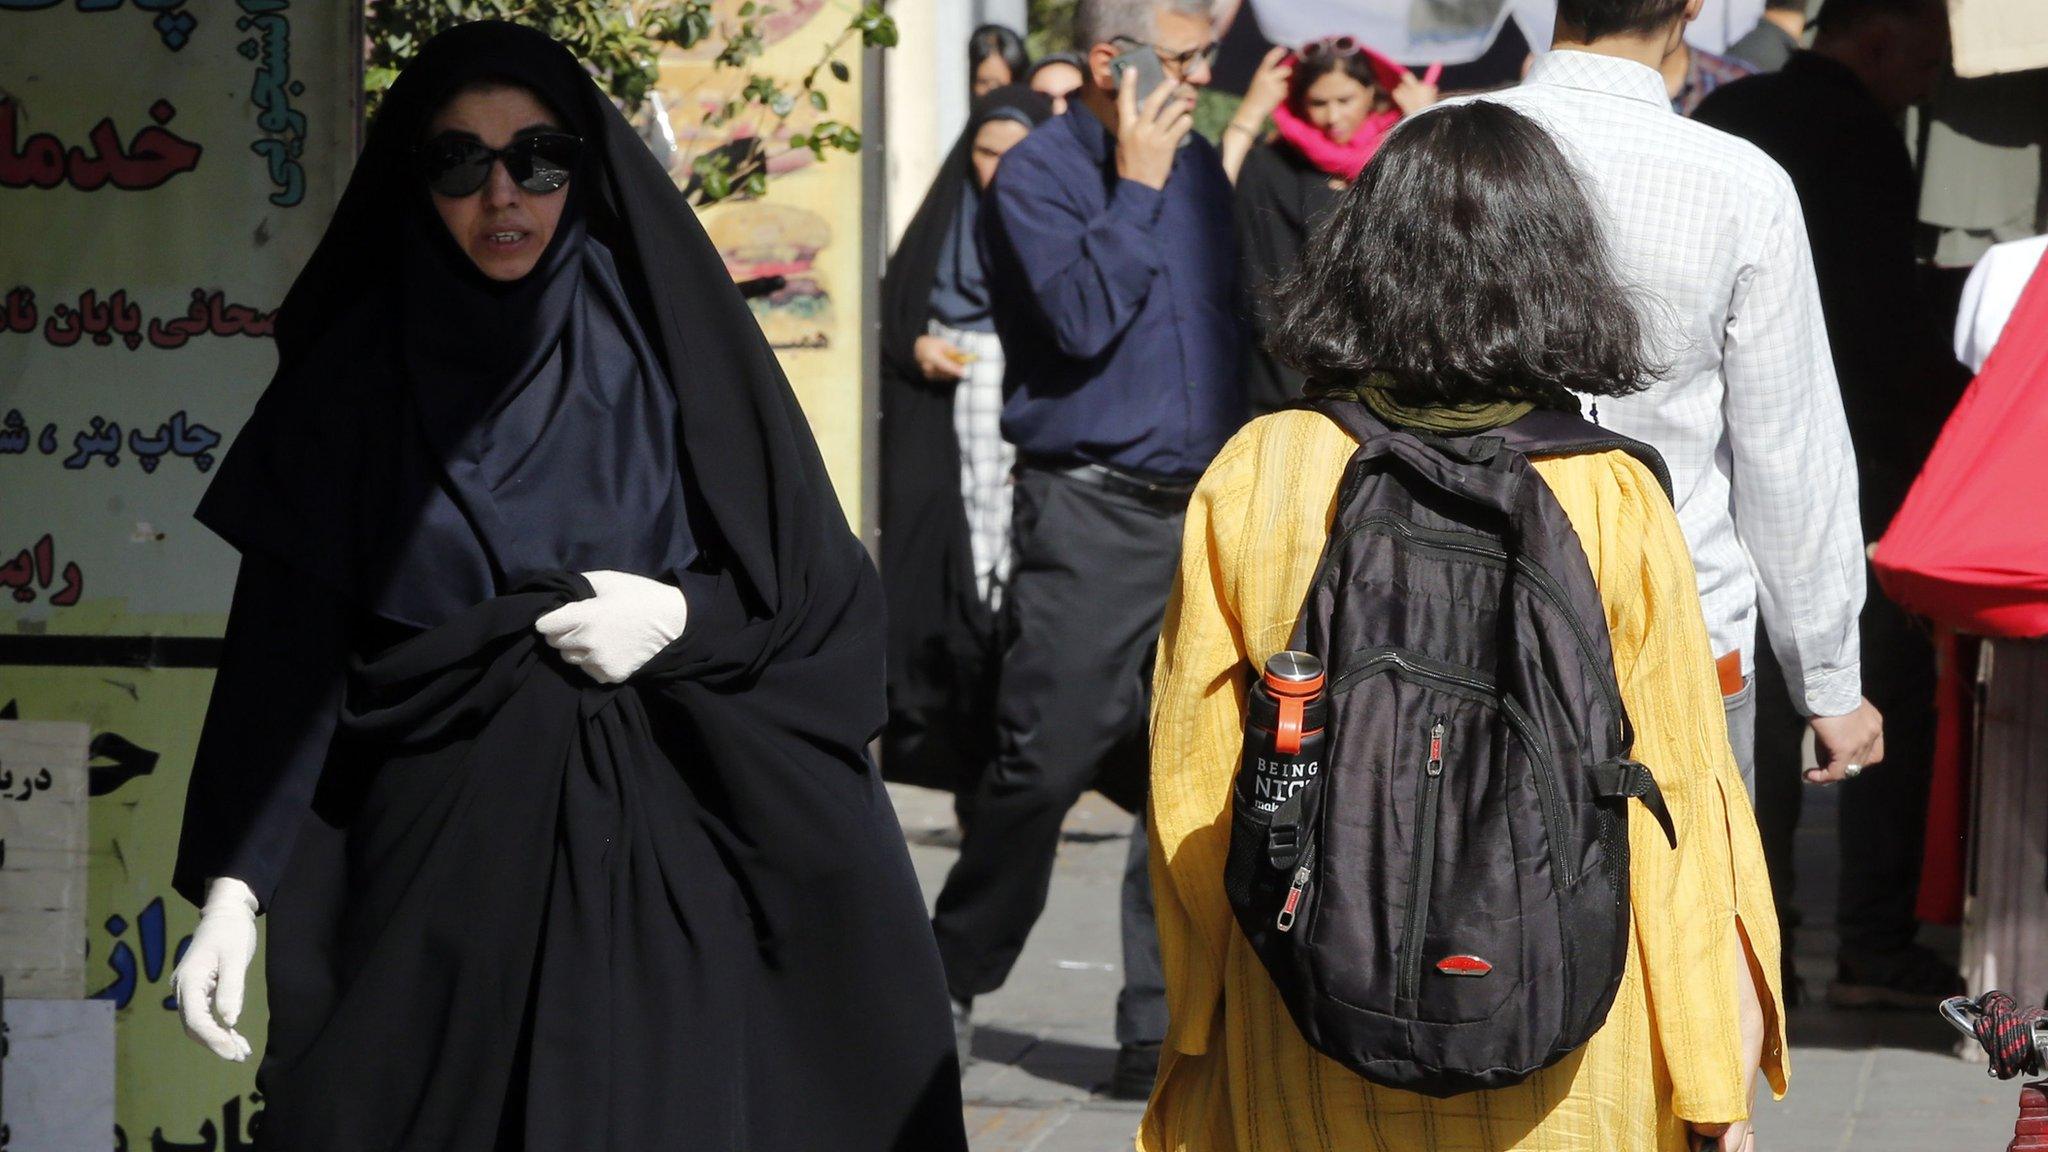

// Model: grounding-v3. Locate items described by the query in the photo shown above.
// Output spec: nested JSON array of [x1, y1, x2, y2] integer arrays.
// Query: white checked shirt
[[1471, 51, 1866, 716]]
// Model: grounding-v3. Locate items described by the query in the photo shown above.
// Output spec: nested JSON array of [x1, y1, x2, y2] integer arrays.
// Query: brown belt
[[1716, 650, 1745, 697]]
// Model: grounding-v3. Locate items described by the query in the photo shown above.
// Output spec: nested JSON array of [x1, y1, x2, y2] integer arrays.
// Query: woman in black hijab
[[1025, 52, 1087, 114], [1225, 41, 1439, 415], [879, 87, 1052, 802], [166, 22, 966, 1152], [969, 24, 1031, 98]]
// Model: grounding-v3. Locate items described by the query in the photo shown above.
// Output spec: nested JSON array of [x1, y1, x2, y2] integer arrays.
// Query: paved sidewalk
[[894, 782, 2025, 1152]]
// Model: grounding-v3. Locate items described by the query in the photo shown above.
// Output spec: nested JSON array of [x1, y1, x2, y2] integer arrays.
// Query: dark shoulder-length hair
[[969, 24, 1030, 88], [1270, 101, 1658, 410]]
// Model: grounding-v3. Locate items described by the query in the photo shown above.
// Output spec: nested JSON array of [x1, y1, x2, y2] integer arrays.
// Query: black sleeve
[[173, 551, 348, 910], [1235, 147, 1311, 415], [1802, 119, 1972, 524]]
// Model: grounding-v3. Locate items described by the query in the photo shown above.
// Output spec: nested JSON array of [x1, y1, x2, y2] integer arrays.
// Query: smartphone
[[1109, 44, 1196, 147], [1108, 43, 1168, 102]]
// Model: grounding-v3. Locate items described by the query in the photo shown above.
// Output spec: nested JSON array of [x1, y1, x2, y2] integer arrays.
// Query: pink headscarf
[[1269, 44, 1411, 182]]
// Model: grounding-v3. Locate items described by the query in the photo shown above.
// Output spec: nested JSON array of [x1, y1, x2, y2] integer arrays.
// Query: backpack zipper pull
[[1277, 841, 1316, 933], [1428, 718, 1446, 777]]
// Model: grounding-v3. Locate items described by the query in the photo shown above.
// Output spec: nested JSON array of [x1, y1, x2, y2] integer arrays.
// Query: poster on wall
[[0, 0, 356, 640], [0, 2, 356, 1147], [650, 0, 870, 528]]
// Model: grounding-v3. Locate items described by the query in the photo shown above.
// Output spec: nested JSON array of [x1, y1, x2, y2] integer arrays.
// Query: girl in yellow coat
[[1143, 102, 1785, 1152]]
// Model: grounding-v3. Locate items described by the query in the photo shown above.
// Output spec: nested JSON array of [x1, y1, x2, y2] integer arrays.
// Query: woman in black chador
[[878, 86, 1051, 799], [166, 23, 967, 1152]]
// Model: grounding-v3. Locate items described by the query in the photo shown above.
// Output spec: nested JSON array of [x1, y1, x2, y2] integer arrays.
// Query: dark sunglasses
[[416, 131, 583, 198]]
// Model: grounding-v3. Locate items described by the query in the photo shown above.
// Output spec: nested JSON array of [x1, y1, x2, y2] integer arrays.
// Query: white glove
[[534, 570, 690, 685], [170, 876, 259, 1062]]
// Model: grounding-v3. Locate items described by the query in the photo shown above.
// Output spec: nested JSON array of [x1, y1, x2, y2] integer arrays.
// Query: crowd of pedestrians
[[157, 3, 2013, 1148], [881, 0, 1988, 1142]]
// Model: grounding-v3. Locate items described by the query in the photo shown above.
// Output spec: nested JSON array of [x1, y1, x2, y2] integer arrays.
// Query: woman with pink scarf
[[1225, 39, 1438, 413]]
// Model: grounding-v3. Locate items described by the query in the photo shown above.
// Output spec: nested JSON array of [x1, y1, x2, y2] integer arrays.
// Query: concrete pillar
[[885, 0, 943, 248], [885, 0, 1031, 250]]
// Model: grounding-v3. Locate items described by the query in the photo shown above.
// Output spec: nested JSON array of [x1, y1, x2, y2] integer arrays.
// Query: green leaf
[[809, 90, 828, 111], [682, 10, 712, 47], [863, 14, 899, 48], [830, 59, 850, 83]]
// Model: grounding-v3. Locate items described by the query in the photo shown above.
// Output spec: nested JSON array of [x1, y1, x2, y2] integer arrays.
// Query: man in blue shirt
[[928, 0, 1243, 1100]]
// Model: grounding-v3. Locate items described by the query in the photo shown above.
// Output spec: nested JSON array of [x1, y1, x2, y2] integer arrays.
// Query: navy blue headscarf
[[388, 134, 696, 627], [202, 48, 695, 628]]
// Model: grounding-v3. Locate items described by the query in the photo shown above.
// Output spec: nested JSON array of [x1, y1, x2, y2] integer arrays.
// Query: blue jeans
[[1723, 673, 1757, 802]]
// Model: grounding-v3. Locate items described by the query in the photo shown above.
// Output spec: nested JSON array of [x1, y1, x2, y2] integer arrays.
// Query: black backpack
[[1223, 398, 1680, 1097]]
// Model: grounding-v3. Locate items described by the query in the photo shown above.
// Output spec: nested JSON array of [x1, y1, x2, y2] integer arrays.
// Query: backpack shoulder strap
[[1295, 395, 1387, 445], [1298, 396, 1530, 516], [1490, 407, 1675, 505], [1297, 398, 1674, 504]]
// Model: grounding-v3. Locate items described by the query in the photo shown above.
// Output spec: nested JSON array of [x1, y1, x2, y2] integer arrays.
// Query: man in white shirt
[[1466, 0, 1884, 796], [1693, 0, 1970, 1011]]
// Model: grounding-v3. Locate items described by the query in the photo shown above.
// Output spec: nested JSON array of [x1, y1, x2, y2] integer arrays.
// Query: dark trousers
[[930, 466, 1180, 1046], [1752, 629, 1806, 959], [1754, 577, 1940, 964]]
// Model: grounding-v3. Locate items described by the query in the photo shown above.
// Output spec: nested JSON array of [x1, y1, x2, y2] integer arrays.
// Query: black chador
[[175, 22, 965, 1152], [877, 86, 1052, 796]]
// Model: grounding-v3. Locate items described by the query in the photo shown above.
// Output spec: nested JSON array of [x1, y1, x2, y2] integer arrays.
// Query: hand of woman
[[1389, 71, 1440, 117], [170, 876, 260, 1062], [536, 570, 690, 684], [913, 334, 971, 382], [1237, 46, 1294, 127], [1223, 47, 1292, 185]]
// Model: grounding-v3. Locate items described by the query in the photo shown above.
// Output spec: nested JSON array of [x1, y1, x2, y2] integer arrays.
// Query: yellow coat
[[1143, 411, 1788, 1152]]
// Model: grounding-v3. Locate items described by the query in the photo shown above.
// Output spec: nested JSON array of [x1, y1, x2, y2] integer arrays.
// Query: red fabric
[[1915, 628, 1972, 925], [1881, 256, 2048, 923], [1873, 256, 2048, 638], [1270, 97, 1399, 180]]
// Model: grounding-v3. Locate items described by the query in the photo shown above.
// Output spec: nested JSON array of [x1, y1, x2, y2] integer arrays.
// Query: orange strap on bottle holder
[[1276, 696, 1305, 755]]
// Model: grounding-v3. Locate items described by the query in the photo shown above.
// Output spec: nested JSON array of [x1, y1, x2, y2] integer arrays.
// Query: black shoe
[[1107, 1040, 1161, 1101], [951, 997, 973, 1069], [1827, 944, 1966, 1011]]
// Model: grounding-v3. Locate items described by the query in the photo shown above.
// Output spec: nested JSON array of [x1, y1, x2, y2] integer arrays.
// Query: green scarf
[[1316, 374, 1534, 434]]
